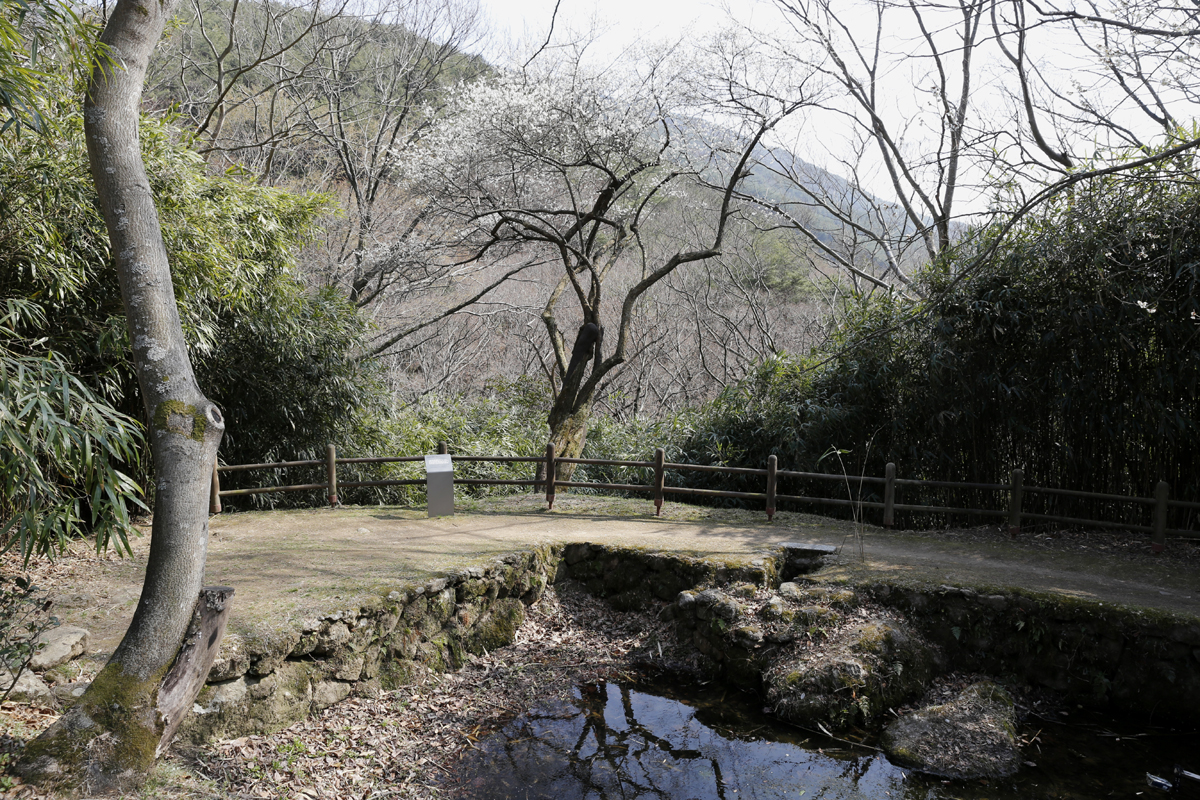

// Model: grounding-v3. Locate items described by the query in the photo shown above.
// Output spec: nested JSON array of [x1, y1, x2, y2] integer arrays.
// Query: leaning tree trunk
[[17, 0, 227, 794]]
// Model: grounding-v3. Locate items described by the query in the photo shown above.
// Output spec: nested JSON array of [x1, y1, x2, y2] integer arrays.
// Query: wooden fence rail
[[208, 444, 1198, 552]]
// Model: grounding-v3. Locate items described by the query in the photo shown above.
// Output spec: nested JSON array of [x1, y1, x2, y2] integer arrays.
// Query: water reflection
[[452, 678, 912, 799], [450, 678, 1200, 800]]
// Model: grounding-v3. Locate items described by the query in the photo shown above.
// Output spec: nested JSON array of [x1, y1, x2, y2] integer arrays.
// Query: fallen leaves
[[176, 583, 674, 799]]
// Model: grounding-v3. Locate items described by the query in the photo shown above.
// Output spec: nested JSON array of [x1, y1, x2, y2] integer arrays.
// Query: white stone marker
[[424, 454, 455, 517]]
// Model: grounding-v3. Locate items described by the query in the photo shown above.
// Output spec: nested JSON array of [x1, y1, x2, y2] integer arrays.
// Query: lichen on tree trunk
[[547, 397, 594, 483], [16, 0, 229, 793]]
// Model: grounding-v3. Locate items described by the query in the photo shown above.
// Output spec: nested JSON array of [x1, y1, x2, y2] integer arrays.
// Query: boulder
[[765, 618, 937, 731], [28, 626, 88, 672], [0, 670, 53, 704], [881, 681, 1021, 779]]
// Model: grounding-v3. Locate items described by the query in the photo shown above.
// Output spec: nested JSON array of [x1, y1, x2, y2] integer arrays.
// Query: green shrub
[[682, 155, 1200, 525], [0, 300, 144, 559]]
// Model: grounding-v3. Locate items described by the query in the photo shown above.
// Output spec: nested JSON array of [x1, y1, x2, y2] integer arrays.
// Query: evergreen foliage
[[684, 159, 1200, 521], [1, 69, 382, 539], [197, 286, 380, 469], [0, 300, 145, 560]]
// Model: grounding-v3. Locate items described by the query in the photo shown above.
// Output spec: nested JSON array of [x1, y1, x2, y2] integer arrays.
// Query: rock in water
[[764, 615, 938, 732], [881, 681, 1021, 779]]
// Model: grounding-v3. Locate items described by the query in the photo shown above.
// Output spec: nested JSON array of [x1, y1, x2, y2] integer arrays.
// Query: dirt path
[[43, 494, 1199, 668]]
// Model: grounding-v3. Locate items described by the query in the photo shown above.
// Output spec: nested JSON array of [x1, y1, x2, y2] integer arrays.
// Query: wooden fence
[[209, 443, 1199, 552]]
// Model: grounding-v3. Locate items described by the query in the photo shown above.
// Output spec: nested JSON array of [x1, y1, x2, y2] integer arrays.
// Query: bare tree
[[18, 0, 228, 793], [392, 46, 810, 473], [149, 0, 488, 311], [148, 0, 355, 175], [724, 0, 991, 295], [735, 0, 1200, 300], [1021, 0, 1200, 148]]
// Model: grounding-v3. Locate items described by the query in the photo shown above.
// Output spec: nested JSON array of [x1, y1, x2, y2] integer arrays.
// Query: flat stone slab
[[29, 626, 89, 672], [779, 542, 838, 555]]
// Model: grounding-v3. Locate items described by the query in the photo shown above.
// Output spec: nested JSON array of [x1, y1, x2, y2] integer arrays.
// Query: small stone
[[778, 582, 808, 602], [208, 651, 251, 682], [333, 653, 366, 681], [979, 594, 1009, 612], [734, 625, 765, 645], [194, 675, 254, 714], [1, 670, 53, 704], [314, 622, 351, 655], [356, 527, 370, 534], [52, 681, 90, 704], [29, 626, 89, 672], [696, 589, 741, 622], [760, 597, 786, 620]]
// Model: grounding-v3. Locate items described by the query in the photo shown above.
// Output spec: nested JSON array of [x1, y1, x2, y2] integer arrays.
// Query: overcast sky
[[467, 0, 1176, 215], [476, 0, 743, 59]]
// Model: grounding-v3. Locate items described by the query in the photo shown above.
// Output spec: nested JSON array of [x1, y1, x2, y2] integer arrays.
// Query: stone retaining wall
[[179, 544, 562, 744], [178, 542, 1200, 743], [861, 581, 1200, 722], [555, 544, 1200, 725]]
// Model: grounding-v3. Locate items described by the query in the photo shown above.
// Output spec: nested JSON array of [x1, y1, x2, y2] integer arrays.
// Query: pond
[[449, 677, 1200, 800]]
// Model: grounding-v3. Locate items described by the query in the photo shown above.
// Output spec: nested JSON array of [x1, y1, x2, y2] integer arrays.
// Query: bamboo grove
[[682, 157, 1200, 528]]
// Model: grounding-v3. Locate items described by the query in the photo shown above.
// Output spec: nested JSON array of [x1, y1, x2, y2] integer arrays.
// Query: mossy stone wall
[[175, 541, 1200, 745], [179, 544, 562, 744], [862, 581, 1200, 722]]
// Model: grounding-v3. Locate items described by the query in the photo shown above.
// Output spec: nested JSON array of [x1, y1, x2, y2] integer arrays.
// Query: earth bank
[[8, 504, 1200, 794], [168, 539, 1200, 755]]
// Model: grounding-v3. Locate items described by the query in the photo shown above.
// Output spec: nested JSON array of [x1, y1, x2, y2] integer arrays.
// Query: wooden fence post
[[765, 455, 778, 521], [438, 440, 448, 455], [326, 444, 338, 506], [209, 457, 222, 515], [545, 443, 556, 510], [1007, 468, 1023, 535], [883, 462, 895, 529], [653, 448, 665, 516], [1152, 480, 1169, 553]]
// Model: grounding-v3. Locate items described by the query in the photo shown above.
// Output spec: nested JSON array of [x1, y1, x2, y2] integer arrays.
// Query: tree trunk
[[17, 0, 227, 794], [536, 324, 606, 486], [546, 393, 595, 483]]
